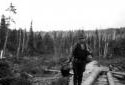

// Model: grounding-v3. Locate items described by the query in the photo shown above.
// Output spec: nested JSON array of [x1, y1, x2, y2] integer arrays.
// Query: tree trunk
[[21, 29, 26, 54], [113, 30, 116, 40], [16, 30, 21, 60], [2, 30, 9, 57], [111, 71, 125, 76], [107, 71, 115, 85], [103, 42, 109, 58], [0, 50, 3, 59], [82, 67, 103, 85], [98, 33, 101, 57]]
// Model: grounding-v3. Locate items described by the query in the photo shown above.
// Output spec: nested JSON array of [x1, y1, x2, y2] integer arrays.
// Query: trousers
[[72, 59, 86, 85]]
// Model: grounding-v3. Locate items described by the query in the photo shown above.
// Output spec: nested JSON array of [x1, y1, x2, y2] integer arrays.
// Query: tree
[[7, 29, 18, 54], [27, 21, 34, 55], [0, 15, 8, 50], [43, 33, 54, 54], [0, 3, 17, 57], [34, 33, 44, 54], [21, 29, 27, 55], [16, 29, 22, 59], [6, 2, 17, 25], [52, 31, 63, 56]]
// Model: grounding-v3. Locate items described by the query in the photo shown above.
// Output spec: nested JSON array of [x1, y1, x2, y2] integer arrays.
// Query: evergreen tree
[[43, 33, 54, 54], [35, 33, 43, 54], [0, 15, 8, 50], [27, 21, 34, 55], [7, 29, 18, 54]]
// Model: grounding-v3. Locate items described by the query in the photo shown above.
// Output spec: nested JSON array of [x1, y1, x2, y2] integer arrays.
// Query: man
[[71, 35, 92, 85]]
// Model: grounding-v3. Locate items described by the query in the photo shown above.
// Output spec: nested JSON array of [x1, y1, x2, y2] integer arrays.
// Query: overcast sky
[[0, 0, 125, 31]]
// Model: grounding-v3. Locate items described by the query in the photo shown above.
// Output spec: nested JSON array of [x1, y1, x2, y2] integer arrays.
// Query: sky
[[0, 0, 125, 31]]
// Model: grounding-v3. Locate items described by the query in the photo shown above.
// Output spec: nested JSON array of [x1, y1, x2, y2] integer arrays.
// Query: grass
[[10, 54, 125, 77], [9, 54, 69, 77], [51, 77, 69, 85], [96, 56, 125, 72], [2, 53, 125, 85], [98, 57, 125, 66]]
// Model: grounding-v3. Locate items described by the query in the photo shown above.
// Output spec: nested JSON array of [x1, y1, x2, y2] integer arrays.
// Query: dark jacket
[[72, 42, 91, 61]]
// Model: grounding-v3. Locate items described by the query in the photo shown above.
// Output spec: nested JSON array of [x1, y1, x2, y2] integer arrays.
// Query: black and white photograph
[[0, 0, 125, 85]]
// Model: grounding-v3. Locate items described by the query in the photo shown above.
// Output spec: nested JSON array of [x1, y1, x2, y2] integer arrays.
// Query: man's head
[[78, 36, 86, 44]]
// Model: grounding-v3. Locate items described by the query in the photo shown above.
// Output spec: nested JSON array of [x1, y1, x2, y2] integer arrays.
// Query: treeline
[[0, 15, 125, 59]]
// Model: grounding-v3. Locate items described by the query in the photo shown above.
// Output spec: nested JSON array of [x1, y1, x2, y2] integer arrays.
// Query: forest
[[1, 14, 125, 59], [0, 3, 125, 85]]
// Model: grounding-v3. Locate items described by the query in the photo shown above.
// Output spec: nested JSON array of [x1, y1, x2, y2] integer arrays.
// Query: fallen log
[[82, 67, 103, 85], [45, 69, 60, 73], [111, 71, 125, 76], [107, 71, 115, 85], [113, 74, 125, 80]]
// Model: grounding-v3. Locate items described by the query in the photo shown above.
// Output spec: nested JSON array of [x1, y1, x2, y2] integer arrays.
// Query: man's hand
[[88, 55, 93, 59], [66, 56, 73, 63], [87, 55, 93, 63]]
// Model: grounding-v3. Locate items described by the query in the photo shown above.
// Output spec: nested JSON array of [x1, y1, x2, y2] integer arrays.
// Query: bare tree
[[16, 29, 22, 60], [21, 29, 26, 54], [2, 30, 9, 58]]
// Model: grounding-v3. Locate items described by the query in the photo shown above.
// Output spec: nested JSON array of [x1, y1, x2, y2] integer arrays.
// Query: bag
[[86, 55, 93, 63], [60, 62, 72, 77]]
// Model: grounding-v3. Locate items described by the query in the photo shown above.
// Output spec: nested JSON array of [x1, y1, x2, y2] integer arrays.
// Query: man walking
[[71, 34, 92, 85]]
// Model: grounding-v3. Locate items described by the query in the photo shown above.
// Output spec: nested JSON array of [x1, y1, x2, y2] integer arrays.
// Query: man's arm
[[67, 43, 77, 63], [86, 44, 93, 53], [86, 50, 93, 63], [85, 43, 93, 63]]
